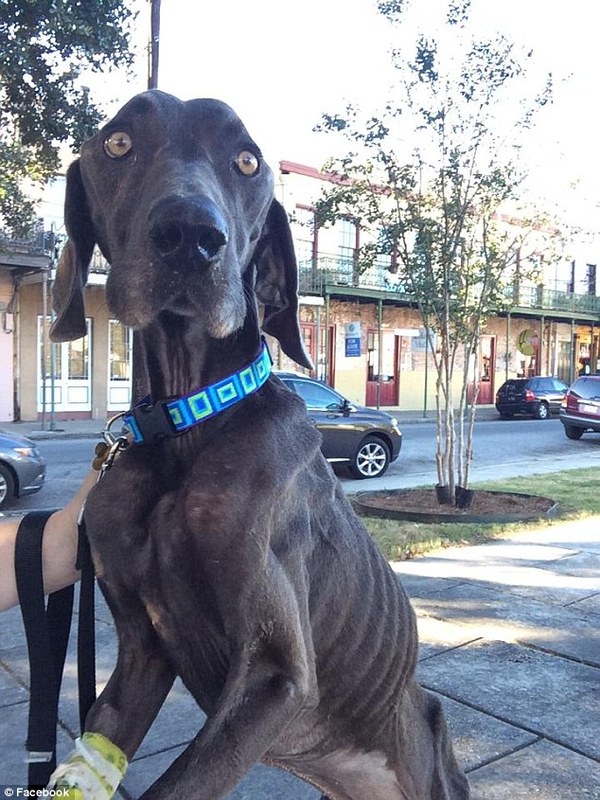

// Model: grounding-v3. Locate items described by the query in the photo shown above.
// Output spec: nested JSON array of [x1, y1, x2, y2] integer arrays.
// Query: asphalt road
[[6, 415, 600, 513], [338, 414, 600, 492]]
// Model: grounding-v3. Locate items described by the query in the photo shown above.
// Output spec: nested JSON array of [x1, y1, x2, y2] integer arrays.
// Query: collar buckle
[[129, 399, 177, 445]]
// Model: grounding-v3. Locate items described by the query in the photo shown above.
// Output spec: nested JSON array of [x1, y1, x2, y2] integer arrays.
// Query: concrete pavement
[[1, 413, 599, 797], [0, 405, 501, 441]]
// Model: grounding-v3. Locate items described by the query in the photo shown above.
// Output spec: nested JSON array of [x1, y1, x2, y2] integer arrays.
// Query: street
[[6, 415, 600, 513]]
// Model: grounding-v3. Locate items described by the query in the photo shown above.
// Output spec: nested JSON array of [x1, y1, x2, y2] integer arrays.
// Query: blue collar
[[124, 342, 272, 445]]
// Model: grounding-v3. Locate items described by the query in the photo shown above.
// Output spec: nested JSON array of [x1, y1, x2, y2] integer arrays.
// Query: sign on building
[[345, 321, 362, 357]]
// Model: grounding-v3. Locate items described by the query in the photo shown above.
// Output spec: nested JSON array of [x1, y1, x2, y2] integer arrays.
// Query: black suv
[[495, 376, 569, 420], [559, 375, 600, 439], [276, 372, 402, 478]]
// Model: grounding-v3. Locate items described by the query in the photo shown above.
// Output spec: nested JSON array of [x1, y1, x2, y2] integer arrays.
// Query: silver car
[[0, 430, 46, 509]]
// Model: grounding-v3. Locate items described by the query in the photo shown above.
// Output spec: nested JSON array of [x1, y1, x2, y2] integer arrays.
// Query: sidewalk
[[1, 514, 598, 797], [1, 405, 501, 440]]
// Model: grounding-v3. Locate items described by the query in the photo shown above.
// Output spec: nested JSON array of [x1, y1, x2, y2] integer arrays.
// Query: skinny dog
[[50, 90, 470, 800]]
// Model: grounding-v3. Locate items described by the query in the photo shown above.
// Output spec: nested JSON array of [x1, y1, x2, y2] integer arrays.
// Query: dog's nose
[[149, 196, 229, 265]]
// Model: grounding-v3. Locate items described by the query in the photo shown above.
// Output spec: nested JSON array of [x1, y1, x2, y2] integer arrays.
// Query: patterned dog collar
[[124, 342, 272, 445]]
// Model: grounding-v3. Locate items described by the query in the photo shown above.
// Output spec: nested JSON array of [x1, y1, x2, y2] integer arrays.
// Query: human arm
[[0, 470, 97, 612]]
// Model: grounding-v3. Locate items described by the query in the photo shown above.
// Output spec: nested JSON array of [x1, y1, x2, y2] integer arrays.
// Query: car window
[[573, 377, 600, 401], [528, 379, 540, 391], [552, 378, 568, 391], [290, 380, 344, 410]]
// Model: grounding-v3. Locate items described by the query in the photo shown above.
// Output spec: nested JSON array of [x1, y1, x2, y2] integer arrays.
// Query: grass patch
[[354, 467, 600, 561]]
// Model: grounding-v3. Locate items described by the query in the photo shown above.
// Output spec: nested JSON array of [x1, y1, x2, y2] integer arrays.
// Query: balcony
[[509, 285, 600, 316], [90, 248, 110, 274], [298, 253, 600, 320], [0, 226, 52, 272], [299, 255, 411, 297]]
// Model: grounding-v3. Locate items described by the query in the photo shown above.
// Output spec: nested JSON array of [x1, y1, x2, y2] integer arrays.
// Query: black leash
[[15, 509, 74, 788], [14, 511, 98, 788], [75, 513, 97, 732]]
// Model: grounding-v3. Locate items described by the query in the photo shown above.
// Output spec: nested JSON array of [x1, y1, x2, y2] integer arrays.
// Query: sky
[[80, 0, 600, 227]]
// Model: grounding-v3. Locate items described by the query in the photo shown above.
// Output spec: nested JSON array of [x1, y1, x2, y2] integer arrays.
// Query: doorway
[[467, 335, 496, 405], [366, 330, 399, 406], [37, 316, 92, 415], [301, 322, 336, 384]]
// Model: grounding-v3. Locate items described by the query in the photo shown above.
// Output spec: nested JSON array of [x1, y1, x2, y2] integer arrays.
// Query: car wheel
[[350, 436, 391, 479], [0, 463, 15, 510], [534, 402, 549, 420], [564, 424, 584, 440]]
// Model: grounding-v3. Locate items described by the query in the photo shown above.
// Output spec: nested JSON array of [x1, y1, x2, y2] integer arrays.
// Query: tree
[[0, 0, 137, 237], [315, 0, 555, 505]]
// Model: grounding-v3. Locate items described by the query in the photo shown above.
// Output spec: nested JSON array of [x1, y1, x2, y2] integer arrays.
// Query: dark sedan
[[0, 430, 46, 510], [276, 372, 402, 478]]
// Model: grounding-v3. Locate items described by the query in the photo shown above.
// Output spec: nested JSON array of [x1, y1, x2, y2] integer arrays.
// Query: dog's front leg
[[141, 553, 316, 800], [85, 585, 177, 757], [50, 586, 176, 797]]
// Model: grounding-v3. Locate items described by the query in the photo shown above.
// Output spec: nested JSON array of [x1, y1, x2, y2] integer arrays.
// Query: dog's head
[[50, 90, 311, 369]]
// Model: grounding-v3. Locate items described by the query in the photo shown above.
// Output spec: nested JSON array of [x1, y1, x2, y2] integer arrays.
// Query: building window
[[68, 336, 89, 380], [338, 218, 357, 265], [40, 322, 62, 380], [109, 321, 131, 381], [586, 264, 596, 295], [567, 260, 575, 294]]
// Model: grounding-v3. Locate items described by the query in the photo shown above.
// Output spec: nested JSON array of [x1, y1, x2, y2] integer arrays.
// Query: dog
[[50, 90, 470, 799]]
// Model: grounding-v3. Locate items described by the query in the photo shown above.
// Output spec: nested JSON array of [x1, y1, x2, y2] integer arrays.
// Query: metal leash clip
[[91, 412, 131, 477], [24, 750, 53, 764], [100, 436, 129, 476]]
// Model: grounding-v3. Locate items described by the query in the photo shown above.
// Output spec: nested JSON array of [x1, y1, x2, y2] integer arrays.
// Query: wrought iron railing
[[508, 285, 600, 315], [0, 226, 48, 256], [90, 248, 110, 273], [299, 252, 600, 317]]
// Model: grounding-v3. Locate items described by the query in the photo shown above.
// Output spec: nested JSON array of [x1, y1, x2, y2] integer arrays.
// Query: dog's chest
[[87, 483, 234, 704]]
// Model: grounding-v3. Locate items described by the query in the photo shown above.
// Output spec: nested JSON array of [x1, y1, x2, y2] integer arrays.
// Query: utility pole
[[130, 0, 161, 407], [148, 0, 161, 89]]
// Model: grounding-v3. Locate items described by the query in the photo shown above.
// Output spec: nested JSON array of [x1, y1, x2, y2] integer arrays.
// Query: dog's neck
[[134, 311, 263, 402]]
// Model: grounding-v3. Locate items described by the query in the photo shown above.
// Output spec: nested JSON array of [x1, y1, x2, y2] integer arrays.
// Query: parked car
[[559, 374, 600, 439], [0, 430, 46, 510], [276, 373, 402, 478], [495, 376, 569, 420]]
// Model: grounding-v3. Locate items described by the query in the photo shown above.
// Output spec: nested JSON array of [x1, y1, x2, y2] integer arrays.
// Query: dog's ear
[[254, 199, 313, 370], [50, 160, 96, 342]]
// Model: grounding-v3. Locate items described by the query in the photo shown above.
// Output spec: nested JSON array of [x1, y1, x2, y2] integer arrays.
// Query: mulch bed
[[354, 488, 557, 523]]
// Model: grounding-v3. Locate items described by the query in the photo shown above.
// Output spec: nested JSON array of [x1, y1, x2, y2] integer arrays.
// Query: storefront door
[[366, 330, 399, 406]]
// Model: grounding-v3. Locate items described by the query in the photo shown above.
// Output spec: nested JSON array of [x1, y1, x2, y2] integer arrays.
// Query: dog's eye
[[104, 131, 133, 159], [235, 150, 259, 176]]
